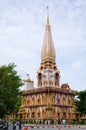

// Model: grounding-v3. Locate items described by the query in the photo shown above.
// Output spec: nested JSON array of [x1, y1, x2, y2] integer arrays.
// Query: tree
[[75, 90, 86, 115], [0, 63, 23, 118]]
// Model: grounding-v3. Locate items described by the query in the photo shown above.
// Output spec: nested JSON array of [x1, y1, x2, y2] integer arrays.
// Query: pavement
[[22, 124, 86, 130]]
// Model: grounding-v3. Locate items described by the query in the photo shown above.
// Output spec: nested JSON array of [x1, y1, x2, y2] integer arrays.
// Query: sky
[[0, 0, 86, 91]]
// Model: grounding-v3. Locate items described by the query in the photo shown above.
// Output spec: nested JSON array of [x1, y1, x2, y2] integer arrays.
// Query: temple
[[18, 9, 77, 122]]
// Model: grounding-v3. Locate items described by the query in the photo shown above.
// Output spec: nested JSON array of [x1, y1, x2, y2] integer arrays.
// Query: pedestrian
[[19, 121, 22, 129], [36, 119, 38, 125], [8, 123, 13, 130], [16, 123, 19, 130], [45, 120, 47, 126]]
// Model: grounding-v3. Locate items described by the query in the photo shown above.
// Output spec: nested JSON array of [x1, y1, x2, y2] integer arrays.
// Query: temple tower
[[24, 74, 34, 90], [37, 7, 60, 88], [18, 8, 76, 121]]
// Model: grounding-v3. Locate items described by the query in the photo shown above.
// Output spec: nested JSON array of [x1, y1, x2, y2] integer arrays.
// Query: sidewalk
[[23, 124, 86, 129]]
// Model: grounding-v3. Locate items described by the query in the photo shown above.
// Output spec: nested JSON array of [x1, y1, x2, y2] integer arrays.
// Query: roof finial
[[27, 74, 30, 79], [46, 6, 49, 25]]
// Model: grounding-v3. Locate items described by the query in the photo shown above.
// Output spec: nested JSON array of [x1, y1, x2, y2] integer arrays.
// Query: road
[[23, 125, 86, 130]]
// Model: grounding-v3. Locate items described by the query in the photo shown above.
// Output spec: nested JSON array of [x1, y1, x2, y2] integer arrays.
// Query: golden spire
[[38, 8, 60, 88], [41, 7, 56, 63]]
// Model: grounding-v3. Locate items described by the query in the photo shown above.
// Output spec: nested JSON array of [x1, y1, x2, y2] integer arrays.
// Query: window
[[31, 112, 35, 118]]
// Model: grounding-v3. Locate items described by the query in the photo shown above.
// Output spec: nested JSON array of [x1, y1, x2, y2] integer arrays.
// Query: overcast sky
[[0, 0, 86, 91]]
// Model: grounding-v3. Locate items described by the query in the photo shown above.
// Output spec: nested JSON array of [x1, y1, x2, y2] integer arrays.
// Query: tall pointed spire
[[41, 6, 56, 64], [37, 7, 60, 88]]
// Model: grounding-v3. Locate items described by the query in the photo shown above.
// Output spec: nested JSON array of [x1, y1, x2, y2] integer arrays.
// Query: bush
[[51, 119, 54, 124], [58, 118, 61, 124], [79, 120, 85, 125]]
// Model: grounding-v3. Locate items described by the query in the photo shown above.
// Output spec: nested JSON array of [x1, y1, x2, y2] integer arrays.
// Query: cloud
[[71, 61, 83, 70]]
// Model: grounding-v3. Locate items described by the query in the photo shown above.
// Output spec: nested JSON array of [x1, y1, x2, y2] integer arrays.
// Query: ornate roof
[[22, 87, 76, 96]]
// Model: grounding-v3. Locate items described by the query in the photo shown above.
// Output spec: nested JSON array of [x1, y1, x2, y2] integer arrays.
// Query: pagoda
[[18, 8, 76, 122]]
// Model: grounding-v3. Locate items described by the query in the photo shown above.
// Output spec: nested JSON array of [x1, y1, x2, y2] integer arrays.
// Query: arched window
[[55, 73, 59, 79], [38, 73, 42, 80]]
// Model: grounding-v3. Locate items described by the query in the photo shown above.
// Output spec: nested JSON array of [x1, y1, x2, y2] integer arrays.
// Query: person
[[48, 119, 51, 126], [19, 120, 22, 129], [16, 123, 19, 130], [36, 119, 38, 125], [62, 119, 66, 125], [45, 120, 47, 126], [55, 118, 58, 125], [8, 123, 13, 130], [13, 122, 16, 130]]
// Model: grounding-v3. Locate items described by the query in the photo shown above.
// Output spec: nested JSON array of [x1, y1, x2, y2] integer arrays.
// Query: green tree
[[75, 90, 86, 114], [0, 63, 23, 118]]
